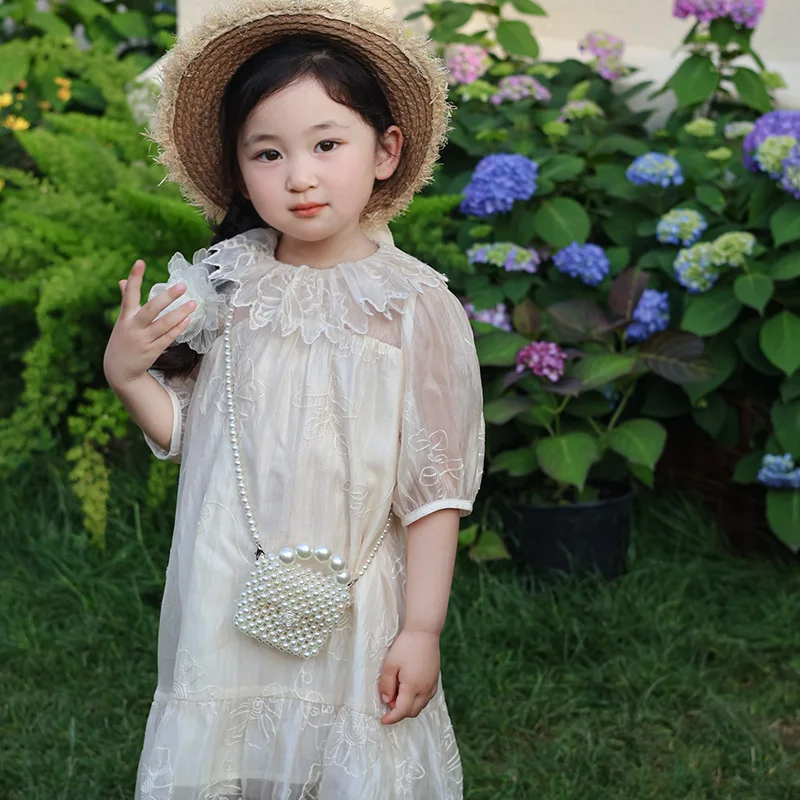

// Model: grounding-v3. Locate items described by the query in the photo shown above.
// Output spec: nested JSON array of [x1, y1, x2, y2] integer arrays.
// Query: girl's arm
[[110, 373, 176, 455], [379, 508, 460, 725]]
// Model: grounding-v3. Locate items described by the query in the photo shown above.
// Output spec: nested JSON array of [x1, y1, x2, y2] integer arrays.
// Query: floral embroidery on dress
[[198, 779, 243, 800], [139, 747, 174, 800], [407, 429, 466, 499], [324, 709, 383, 778], [225, 693, 285, 747], [395, 757, 427, 797], [201, 357, 266, 419], [172, 649, 221, 700], [293, 374, 361, 443]]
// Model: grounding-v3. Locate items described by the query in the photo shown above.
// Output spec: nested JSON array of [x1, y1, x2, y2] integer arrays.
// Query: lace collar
[[201, 227, 447, 345]]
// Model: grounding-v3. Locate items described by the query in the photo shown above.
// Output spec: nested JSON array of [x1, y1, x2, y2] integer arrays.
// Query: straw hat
[[150, 0, 450, 228]]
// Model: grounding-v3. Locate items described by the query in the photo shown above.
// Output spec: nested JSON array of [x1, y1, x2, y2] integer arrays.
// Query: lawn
[[2, 455, 799, 799]]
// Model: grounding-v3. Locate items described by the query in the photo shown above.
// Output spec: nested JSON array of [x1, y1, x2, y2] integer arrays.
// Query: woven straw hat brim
[[150, 0, 451, 227]]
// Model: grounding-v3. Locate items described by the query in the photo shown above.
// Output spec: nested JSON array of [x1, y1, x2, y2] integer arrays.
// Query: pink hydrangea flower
[[446, 45, 492, 85], [490, 75, 551, 105], [515, 342, 568, 382]]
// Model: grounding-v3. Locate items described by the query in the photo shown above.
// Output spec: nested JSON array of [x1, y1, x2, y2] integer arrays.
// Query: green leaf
[[734, 273, 773, 315], [540, 155, 586, 183], [547, 299, 610, 342], [476, 331, 530, 367], [606, 247, 631, 276], [733, 451, 763, 484], [592, 135, 649, 157], [68, 0, 111, 21], [681, 287, 743, 336], [732, 67, 773, 113], [683, 339, 736, 402], [458, 523, 479, 546], [770, 203, 800, 247], [469, 529, 511, 562], [496, 19, 540, 58], [638, 331, 715, 385], [736, 318, 782, 376], [760, 311, 800, 375], [780, 374, 800, 403], [489, 447, 538, 477], [0, 40, 31, 92], [109, 10, 150, 39], [503, 274, 535, 304], [608, 267, 649, 320], [27, 11, 73, 37], [510, 0, 547, 15], [571, 354, 637, 390], [484, 396, 533, 424], [691, 393, 728, 438], [696, 184, 726, 212], [766, 491, 800, 553], [437, 1, 475, 29], [535, 433, 599, 491], [769, 252, 800, 281], [771, 400, 800, 455], [607, 419, 667, 470], [533, 198, 591, 249], [628, 462, 655, 489], [669, 54, 721, 106]]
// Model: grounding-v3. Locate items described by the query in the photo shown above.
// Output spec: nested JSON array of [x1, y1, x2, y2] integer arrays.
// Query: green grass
[[2, 456, 800, 799]]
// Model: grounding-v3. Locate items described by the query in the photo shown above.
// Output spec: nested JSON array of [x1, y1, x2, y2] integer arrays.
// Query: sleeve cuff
[[142, 378, 183, 463], [400, 499, 474, 528]]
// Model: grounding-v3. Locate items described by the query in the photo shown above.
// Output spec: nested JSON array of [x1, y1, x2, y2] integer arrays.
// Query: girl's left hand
[[379, 629, 440, 725]]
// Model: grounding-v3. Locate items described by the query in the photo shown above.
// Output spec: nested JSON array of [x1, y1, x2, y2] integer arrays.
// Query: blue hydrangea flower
[[460, 154, 539, 217], [780, 145, 800, 199], [711, 232, 756, 268], [626, 290, 670, 342], [467, 242, 540, 273], [552, 242, 610, 286], [656, 209, 708, 247], [626, 153, 685, 188], [724, 121, 755, 140], [673, 243, 719, 293], [755, 135, 798, 178], [758, 454, 800, 489], [743, 110, 800, 172]]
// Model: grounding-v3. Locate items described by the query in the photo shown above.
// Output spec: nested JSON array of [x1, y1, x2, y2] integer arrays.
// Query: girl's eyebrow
[[243, 120, 351, 148]]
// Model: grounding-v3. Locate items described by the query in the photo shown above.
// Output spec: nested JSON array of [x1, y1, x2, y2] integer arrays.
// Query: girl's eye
[[257, 150, 281, 162], [316, 140, 338, 153]]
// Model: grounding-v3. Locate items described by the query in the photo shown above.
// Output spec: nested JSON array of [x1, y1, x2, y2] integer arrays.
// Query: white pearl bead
[[330, 555, 346, 572], [278, 548, 296, 564], [335, 570, 351, 585], [295, 544, 312, 560], [314, 546, 331, 562]]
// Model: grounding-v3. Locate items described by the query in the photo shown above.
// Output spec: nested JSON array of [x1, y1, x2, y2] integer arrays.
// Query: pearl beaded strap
[[223, 307, 391, 587]]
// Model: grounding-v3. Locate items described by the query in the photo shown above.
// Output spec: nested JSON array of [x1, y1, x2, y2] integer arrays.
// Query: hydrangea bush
[[395, 0, 800, 554]]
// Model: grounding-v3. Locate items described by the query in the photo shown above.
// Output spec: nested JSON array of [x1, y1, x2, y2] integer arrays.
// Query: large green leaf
[[696, 184, 726, 213], [691, 393, 728, 439], [540, 155, 586, 183], [771, 204, 800, 247], [483, 396, 532, 425], [609, 267, 649, 320], [638, 331, 715, 385], [469, 529, 511, 562], [736, 318, 782, 376], [780, 374, 800, 403], [0, 40, 31, 92], [733, 451, 763, 484], [769, 252, 800, 281], [496, 19, 540, 58], [607, 419, 667, 470], [547, 299, 610, 342], [571, 354, 637, 390], [489, 447, 538, 477], [109, 10, 150, 39], [475, 331, 530, 367], [27, 11, 73, 37], [683, 340, 737, 403], [535, 433, 599, 490], [771, 400, 800, 455], [669, 54, 721, 106], [732, 67, 772, 113], [510, 0, 547, 15], [681, 287, 743, 336], [734, 273, 773, 315], [533, 198, 591, 249], [766, 491, 800, 553], [760, 311, 800, 375]]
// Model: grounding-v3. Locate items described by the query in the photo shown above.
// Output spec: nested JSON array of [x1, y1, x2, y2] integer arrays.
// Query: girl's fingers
[[378, 662, 399, 707], [138, 281, 189, 326], [381, 684, 415, 725], [149, 300, 196, 340], [152, 314, 192, 353], [121, 260, 145, 315]]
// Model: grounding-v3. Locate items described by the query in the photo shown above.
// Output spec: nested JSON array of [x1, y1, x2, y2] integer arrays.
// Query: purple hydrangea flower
[[743, 111, 800, 172], [467, 242, 540, 273], [728, 0, 766, 28], [780, 145, 800, 199], [553, 242, 610, 286], [463, 300, 513, 332], [758, 454, 800, 489], [626, 290, 671, 342], [490, 75, 551, 105], [626, 153, 685, 188], [578, 30, 629, 80], [515, 341, 568, 382], [460, 154, 539, 217], [446, 45, 492, 85], [673, 0, 764, 28]]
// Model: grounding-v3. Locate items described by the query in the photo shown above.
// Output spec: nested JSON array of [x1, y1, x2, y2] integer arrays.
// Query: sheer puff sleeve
[[143, 365, 199, 464], [392, 285, 486, 528]]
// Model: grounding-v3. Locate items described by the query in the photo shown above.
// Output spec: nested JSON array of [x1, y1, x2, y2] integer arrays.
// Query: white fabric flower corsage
[[149, 248, 226, 354]]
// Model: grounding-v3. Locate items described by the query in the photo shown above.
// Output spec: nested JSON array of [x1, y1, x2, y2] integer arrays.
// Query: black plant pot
[[499, 482, 634, 580]]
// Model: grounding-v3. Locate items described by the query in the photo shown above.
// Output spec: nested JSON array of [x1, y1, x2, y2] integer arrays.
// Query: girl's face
[[237, 77, 402, 244]]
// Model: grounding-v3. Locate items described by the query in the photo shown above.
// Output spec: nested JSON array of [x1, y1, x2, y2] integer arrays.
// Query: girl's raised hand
[[103, 259, 197, 389]]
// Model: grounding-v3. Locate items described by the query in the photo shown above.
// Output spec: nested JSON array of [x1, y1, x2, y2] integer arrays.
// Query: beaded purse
[[222, 308, 390, 658]]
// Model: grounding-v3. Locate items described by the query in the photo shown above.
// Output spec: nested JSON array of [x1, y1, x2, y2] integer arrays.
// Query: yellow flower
[[54, 76, 72, 88], [3, 115, 31, 132], [0, 93, 12, 110], [38, 101, 53, 111], [16, 93, 25, 101], [57, 87, 72, 103]]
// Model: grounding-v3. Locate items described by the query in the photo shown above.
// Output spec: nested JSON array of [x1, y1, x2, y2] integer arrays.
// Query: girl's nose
[[285, 157, 318, 193]]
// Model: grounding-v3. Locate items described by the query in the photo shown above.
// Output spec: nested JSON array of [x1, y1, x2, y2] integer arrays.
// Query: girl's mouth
[[291, 203, 326, 218]]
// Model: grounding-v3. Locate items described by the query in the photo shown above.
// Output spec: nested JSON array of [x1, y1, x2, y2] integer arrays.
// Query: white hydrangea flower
[[149, 249, 226, 354]]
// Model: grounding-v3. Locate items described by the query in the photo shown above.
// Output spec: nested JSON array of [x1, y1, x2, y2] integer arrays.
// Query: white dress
[[136, 228, 485, 800]]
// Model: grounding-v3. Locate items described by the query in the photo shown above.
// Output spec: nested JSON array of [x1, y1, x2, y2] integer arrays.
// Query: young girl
[[104, 1, 484, 797]]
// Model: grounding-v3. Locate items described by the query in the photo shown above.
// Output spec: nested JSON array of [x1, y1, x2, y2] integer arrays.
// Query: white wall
[[176, 0, 800, 110]]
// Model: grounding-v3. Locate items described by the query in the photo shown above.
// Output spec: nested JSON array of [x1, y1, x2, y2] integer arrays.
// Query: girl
[[104, 1, 484, 798]]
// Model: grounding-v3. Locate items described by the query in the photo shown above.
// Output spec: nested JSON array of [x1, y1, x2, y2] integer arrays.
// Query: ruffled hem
[[135, 690, 462, 800]]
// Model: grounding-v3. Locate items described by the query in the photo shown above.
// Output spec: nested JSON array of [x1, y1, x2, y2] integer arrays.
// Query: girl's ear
[[375, 125, 404, 182]]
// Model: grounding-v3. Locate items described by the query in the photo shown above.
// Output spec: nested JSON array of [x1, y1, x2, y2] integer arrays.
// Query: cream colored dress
[[135, 228, 485, 800]]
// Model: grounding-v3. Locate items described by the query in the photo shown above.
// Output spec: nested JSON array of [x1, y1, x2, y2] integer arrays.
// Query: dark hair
[[153, 35, 395, 377]]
